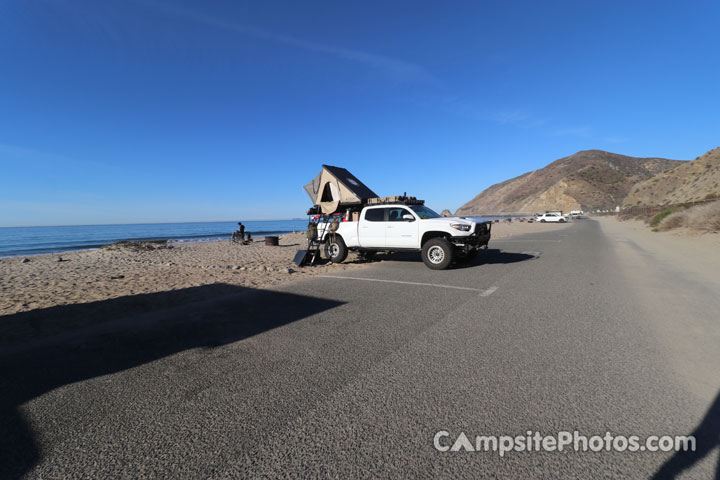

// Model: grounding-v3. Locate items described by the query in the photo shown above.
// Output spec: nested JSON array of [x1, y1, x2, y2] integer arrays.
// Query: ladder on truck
[[294, 222, 325, 267], [306, 236, 323, 266]]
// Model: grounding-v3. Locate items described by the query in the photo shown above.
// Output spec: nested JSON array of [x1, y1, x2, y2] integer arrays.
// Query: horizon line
[[0, 218, 307, 229]]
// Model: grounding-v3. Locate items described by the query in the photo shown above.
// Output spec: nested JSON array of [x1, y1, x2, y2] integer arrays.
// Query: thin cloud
[[0, 143, 57, 160], [0, 143, 113, 171], [493, 110, 532, 125], [430, 97, 550, 128], [491, 110, 549, 128], [144, 1, 440, 86], [603, 136, 630, 143], [551, 126, 590, 137]]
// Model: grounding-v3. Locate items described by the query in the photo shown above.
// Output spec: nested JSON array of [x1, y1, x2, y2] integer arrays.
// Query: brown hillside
[[623, 147, 720, 206], [456, 150, 683, 215]]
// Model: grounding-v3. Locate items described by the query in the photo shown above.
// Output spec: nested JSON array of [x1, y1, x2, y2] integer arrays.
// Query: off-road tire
[[540, 219, 546, 223], [325, 236, 348, 263], [559, 219, 566, 223], [421, 237, 454, 270]]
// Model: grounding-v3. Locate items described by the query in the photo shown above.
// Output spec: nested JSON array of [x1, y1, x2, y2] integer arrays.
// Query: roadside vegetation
[[657, 201, 720, 233], [649, 206, 683, 227]]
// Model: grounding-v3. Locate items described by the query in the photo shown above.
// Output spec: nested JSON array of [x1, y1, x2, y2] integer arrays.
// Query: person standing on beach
[[237, 222, 245, 241]]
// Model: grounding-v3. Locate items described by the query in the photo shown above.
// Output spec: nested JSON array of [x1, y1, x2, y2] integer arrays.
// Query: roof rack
[[366, 195, 425, 206], [306, 195, 425, 216]]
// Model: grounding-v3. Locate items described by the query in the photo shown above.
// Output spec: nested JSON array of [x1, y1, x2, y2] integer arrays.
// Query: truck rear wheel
[[325, 236, 348, 263], [422, 238, 454, 270]]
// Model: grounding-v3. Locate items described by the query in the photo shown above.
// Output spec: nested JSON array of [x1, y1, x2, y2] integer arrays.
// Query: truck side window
[[388, 208, 409, 222], [365, 208, 386, 222]]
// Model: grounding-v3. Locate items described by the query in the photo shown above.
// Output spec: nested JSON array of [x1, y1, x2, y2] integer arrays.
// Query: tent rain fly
[[304, 165, 378, 214]]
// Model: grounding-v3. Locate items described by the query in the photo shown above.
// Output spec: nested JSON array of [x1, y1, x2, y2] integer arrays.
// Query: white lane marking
[[495, 239, 561, 242], [319, 275, 482, 292], [479, 286, 498, 297]]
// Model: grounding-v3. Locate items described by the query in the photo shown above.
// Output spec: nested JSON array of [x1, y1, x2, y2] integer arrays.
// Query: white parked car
[[535, 213, 567, 223]]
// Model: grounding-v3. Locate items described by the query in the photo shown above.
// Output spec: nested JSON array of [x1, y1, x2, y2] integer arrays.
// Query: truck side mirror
[[403, 214, 415, 222]]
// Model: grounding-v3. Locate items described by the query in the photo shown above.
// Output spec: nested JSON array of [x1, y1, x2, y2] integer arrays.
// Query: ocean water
[[0, 220, 309, 258], [463, 215, 529, 223]]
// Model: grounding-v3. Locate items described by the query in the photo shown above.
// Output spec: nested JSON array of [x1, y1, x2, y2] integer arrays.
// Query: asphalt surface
[[1, 219, 718, 479]]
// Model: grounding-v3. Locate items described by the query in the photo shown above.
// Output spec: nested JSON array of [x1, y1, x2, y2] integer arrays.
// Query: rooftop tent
[[304, 165, 378, 214]]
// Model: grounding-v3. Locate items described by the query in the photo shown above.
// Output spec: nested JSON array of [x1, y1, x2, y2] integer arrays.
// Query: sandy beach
[[1, 221, 566, 319]]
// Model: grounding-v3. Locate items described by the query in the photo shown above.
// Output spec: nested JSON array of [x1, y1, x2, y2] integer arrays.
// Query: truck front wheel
[[325, 236, 348, 263], [422, 238, 454, 270]]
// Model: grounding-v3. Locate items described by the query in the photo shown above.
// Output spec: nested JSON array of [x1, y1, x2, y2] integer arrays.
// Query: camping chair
[[230, 231, 244, 244]]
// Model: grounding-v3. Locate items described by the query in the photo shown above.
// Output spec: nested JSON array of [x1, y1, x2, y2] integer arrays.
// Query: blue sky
[[1, 0, 719, 226]]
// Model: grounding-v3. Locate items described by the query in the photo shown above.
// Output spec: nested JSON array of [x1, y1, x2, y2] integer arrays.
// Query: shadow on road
[[373, 249, 536, 268], [652, 389, 720, 479], [0, 284, 344, 479], [470, 249, 537, 266]]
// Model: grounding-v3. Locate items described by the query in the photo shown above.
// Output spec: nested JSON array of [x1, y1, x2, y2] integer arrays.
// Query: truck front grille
[[474, 223, 489, 235]]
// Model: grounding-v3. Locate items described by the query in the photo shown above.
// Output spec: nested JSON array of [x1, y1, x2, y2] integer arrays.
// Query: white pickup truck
[[319, 204, 491, 270]]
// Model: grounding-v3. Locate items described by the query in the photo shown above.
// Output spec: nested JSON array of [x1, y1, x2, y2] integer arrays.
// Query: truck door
[[385, 207, 418, 248], [359, 207, 387, 247]]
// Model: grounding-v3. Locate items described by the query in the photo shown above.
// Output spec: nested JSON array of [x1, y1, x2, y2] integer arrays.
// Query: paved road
[[1, 219, 718, 479]]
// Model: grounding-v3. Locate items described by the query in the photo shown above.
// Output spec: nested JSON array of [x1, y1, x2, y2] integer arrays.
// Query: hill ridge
[[624, 147, 720, 206], [455, 150, 684, 215]]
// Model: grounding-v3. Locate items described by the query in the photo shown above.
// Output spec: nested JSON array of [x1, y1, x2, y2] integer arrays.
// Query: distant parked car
[[535, 213, 567, 223]]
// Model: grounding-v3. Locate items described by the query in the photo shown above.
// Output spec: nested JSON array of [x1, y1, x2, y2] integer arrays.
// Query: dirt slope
[[456, 150, 683, 215], [623, 147, 720, 206]]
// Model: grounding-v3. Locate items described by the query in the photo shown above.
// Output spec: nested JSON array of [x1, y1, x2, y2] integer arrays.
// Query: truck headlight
[[451, 223, 471, 232]]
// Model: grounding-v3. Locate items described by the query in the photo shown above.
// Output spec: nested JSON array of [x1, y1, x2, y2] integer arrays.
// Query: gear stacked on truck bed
[[366, 195, 424, 206]]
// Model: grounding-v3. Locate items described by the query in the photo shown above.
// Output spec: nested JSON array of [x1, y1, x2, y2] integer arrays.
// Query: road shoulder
[[596, 216, 720, 402]]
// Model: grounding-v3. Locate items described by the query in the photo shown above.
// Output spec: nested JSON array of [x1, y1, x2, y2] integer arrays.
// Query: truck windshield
[[409, 205, 441, 219]]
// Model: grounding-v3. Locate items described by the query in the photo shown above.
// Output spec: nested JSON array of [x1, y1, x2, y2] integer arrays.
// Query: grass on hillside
[[658, 201, 720, 233], [649, 206, 683, 227]]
